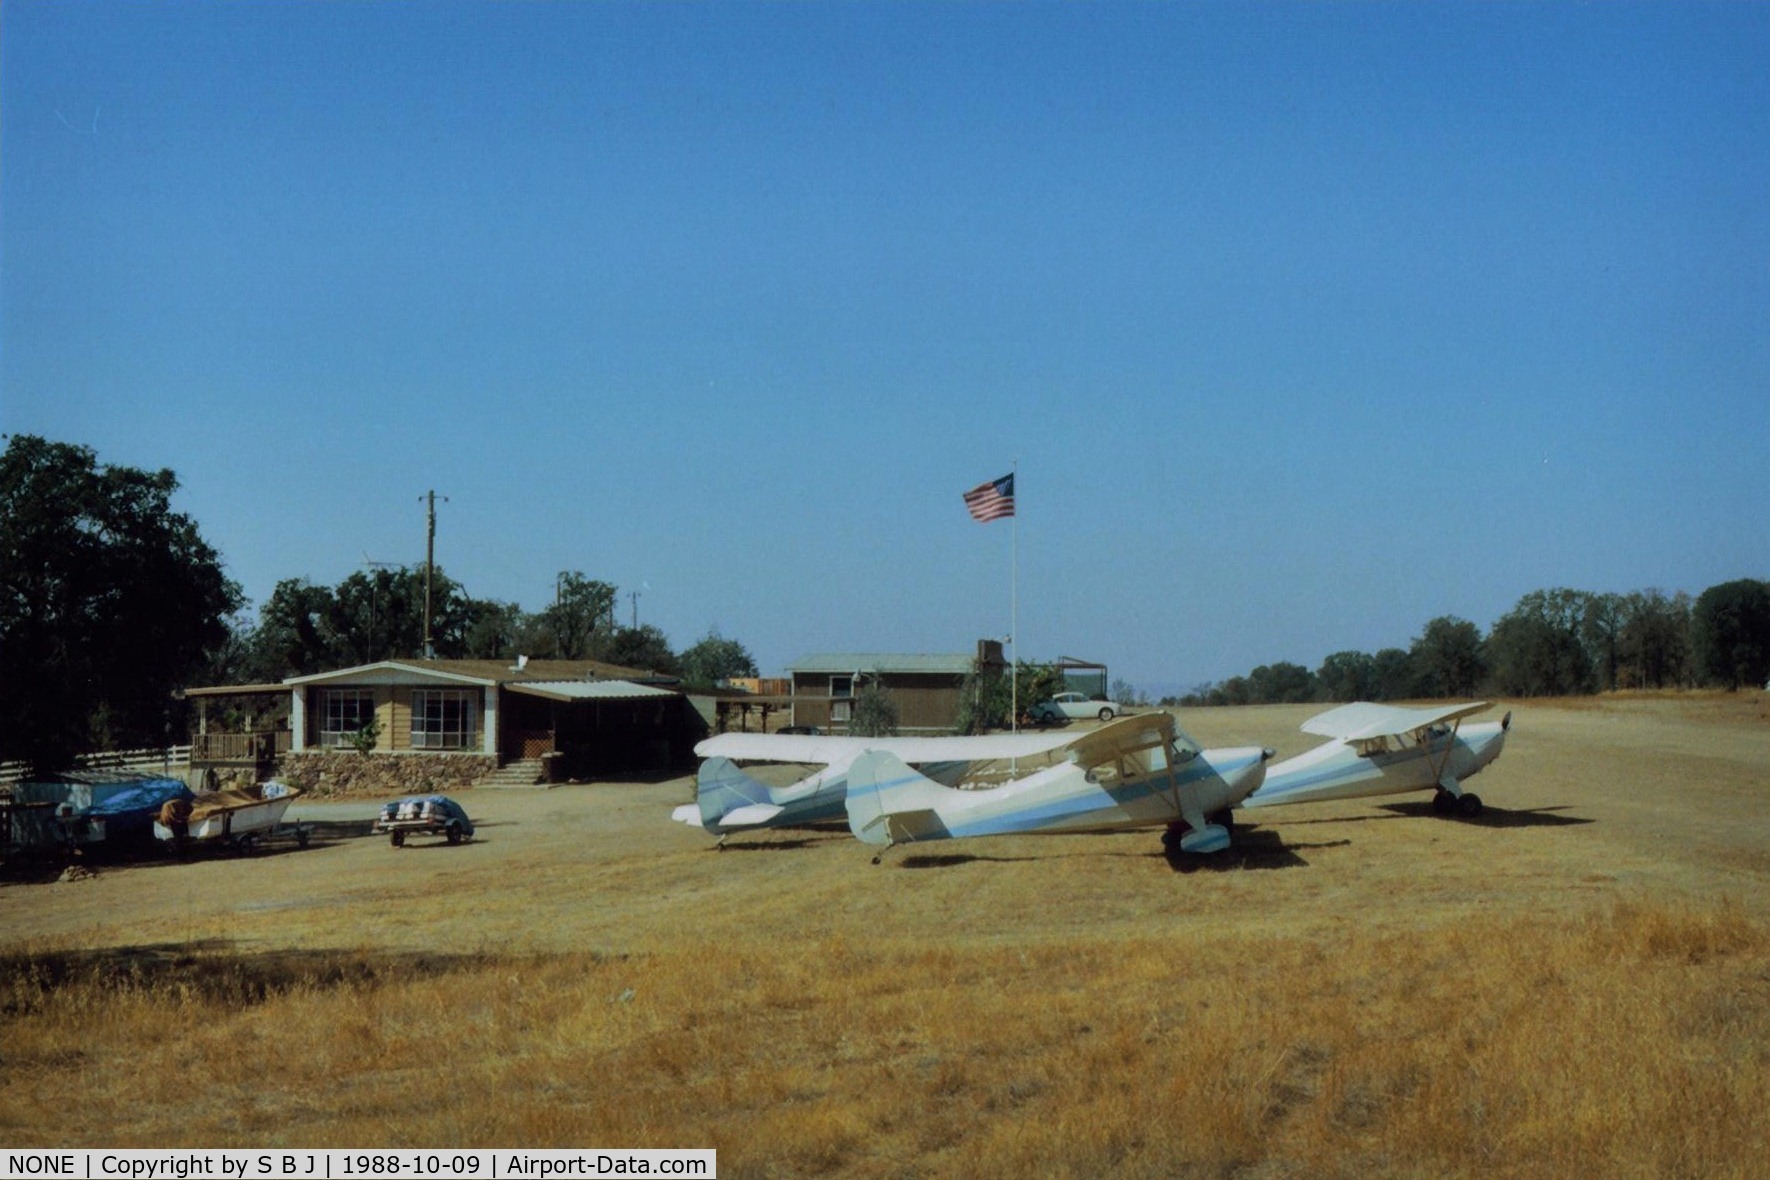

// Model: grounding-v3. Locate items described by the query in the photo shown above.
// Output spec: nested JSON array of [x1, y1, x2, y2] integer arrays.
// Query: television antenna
[[420, 490, 450, 659], [360, 553, 401, 663]]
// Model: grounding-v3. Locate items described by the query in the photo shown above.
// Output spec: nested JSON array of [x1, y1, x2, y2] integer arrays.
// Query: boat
[[154, 781, 307, 854]]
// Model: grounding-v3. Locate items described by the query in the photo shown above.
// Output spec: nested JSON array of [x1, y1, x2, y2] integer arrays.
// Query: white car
[[1028, 692, 1126, 724]]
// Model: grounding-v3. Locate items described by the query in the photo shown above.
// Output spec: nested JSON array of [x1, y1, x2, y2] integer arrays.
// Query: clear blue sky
[[4, 2, 1766, 694]]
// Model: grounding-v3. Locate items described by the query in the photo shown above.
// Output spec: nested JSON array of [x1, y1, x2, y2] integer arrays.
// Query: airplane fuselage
[[1243, 719, 1507, 810], [846, 740, 1270, 847]]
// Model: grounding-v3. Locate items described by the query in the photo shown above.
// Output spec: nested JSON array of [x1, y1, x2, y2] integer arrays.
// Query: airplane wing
[[695, 733, 868, 763], [1300, 701, 1490, 742], [694, 729, 1081, 764]]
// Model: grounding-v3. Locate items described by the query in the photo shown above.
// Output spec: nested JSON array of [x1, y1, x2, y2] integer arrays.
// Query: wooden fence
[[0, 745, 193, 790]]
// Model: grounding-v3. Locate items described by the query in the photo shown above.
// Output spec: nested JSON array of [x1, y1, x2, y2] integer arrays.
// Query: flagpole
[[1011, 458, 1019, 736]]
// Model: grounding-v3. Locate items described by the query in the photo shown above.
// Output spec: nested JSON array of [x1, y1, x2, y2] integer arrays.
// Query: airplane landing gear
[[1433, 788, 1483, 817]]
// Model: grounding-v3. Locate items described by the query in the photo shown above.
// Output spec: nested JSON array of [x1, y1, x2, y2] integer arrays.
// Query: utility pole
[[629, 588, 640, 629], [421, 490, 449, 659]]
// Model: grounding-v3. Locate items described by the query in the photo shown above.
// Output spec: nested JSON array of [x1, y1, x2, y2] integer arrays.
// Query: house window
[[830, 676, 853, 699], [412, 690, 476, 749], [320, 690, 377, 748], [832, 700, 852, 724]]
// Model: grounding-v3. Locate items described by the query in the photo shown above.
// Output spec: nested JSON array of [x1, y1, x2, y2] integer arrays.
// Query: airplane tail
[[844, 750, 952, 847], [695, 756, 772, 831]]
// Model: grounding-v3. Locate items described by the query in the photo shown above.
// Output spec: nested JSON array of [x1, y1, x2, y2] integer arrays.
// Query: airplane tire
[[1432, 790, 1456, 814], [1207, 809, 1235, 833], [1458, 792, 1484, 817], [446, 824, 463, 845], [391, 830, 405, 848]]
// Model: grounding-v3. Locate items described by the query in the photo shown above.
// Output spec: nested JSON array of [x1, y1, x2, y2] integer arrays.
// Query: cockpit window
[[1171, 728, 1202, 763]]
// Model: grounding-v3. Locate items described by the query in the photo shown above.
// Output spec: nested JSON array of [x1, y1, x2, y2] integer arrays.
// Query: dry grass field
[[4, 694, 1768, 1177]]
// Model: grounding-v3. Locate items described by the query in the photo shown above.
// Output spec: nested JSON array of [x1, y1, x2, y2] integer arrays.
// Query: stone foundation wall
[[275, 752, 496, 799]]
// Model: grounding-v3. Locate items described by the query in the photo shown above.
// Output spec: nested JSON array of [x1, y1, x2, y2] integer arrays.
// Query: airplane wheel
[[391, 830, 405, 848], [1458, 792, 1484, 817], [1207, 809, 1235, 833], [1432, 790, 1456, 814], [446, 824, 463, 845], [1161, 825, 1184, 851]]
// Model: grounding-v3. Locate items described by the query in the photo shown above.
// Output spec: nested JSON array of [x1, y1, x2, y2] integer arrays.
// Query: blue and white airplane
[[1241, 701, 1510, 817], [672, 729, 1086, 842], [843, 713, 1272, 859]]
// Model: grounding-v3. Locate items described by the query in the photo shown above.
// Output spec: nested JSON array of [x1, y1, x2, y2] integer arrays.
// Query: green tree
[[1485, 589, 1594, 697], [1315, 650, 1378, 702], [1410, 616, 1485, 698], [250, 577, 347, 677], [1370, 649, 1416, 700], [848, 680, 900, 737], [597, 624, 680, 675], [955, 660, 1064, 733], [460, 598, 529, 660], [677, 629, 758, 690], [1691, 579, 1770, 690], [1109, 678, 1147, 707], [1247, 662, 1316, 704], [0, 436, 242, 771], [1579, 593, 1626, 693], [1616, 589, 1691, 689], [542, 572, 618, 659]]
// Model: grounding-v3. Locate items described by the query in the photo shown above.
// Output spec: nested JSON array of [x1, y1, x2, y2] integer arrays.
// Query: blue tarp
[[84, 778, 194, 817]]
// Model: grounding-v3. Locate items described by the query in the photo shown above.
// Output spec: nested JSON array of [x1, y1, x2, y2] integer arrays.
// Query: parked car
[[373, 795, 474, 847], [1028, 692, 1127, 725], [777, 725, 822, 736]]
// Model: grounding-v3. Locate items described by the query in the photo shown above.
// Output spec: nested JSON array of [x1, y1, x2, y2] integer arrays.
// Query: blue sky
[[4, 2, 1766, 694]]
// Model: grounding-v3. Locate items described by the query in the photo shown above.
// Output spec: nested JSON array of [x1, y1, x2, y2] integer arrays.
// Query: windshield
[[1170, 725, 1202, 763]]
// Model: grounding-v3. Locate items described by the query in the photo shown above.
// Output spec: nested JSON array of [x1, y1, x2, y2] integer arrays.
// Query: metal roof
[[282, 658, 673, 688], [786, 652, 975, 676], [504, 680, 680, 703]]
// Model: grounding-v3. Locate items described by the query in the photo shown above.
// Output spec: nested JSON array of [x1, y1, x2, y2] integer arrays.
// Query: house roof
[[282, 658, 678, 689], [787, 652, 975, 676], [506, 680, 681, 703]]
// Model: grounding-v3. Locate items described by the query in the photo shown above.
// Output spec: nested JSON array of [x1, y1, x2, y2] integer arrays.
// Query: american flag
[[963, 473, 1015, 523]]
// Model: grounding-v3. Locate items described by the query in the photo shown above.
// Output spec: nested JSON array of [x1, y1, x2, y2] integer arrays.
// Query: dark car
[[373, 795, 475, 847]]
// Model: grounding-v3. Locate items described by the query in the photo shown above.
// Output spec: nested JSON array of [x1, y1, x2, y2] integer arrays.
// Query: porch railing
[[191, 732, 278, 764]]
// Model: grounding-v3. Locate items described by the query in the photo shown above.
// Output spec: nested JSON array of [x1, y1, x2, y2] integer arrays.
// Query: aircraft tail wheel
[[1457, 792, 1484, 817]]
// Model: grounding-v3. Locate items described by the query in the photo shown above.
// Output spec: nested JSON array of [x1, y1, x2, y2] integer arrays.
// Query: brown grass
[[3, 693, 1769, 1176], [3, 901, 1766, 1177]]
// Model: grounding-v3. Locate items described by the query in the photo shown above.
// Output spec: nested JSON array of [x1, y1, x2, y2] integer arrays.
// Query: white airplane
[[1240, 701, 1510, 816], [672, 729, 1086, 842], [844, 713, 1272, 859]]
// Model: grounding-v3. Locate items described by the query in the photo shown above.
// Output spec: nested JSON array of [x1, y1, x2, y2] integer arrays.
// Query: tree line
[[209, 566, 756, 687], [1173, 582, 1770, 707], [0, 436, 755, 773], [5, 435, 1765, 771]]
